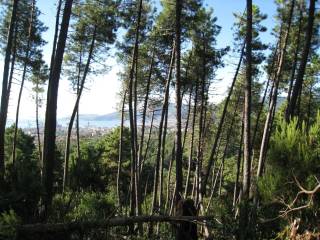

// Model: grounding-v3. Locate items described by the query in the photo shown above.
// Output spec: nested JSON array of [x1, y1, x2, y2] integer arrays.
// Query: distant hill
[[11, 97, 285, 129]]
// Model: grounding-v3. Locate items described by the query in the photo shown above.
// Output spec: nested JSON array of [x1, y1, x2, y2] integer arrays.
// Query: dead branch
[[17, 215, 215, 234]]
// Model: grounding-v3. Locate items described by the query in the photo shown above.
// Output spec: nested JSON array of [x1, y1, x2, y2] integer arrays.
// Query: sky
[[0, 0, 277, 121]]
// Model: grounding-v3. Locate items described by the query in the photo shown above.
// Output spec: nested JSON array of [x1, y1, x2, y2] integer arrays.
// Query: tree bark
[[42, 0, 74, 219], [17, 215, 215, 235], [63, 27, 96, 193], [175, 0, 183, 198], [251, 39, 280, 147], [137, 48, 155, 173], [239, 0, 252, 239], [117, 90, 127, 208], [149, 46, 175, 236], [184, 79, 198, 198], [159, 104, 169, 212], [219, 94, 241, 196], [286, 5, 303, 107], [151, 46, 175, 215], [35, 83, 42, 175], [0, 0, 19, 180], [182, 50, 193, 152], [257, 0, 294, 178], [12, 0, 35, 170], [141, 110, 155, 172], [286, 0, 316, 120], [202, 43, 244, 195], [165, 143, 175, 213], [127, 0, 143, 233], [233, 120, 244, 208]]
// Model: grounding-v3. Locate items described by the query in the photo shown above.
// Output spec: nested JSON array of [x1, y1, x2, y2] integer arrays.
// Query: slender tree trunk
[[12, 0, 35, 175], [141, 110, 155, 172], [157, 105, 169, 233], [181, 50, 193, 152], [202, 43, 245, 195], [76, 73, 81, 161], [306, 85, 313, 130], [184, 79, 198, 198], [205, 162, 222, 212], [127, 1, 143, 232], [165, 143, 175, 213], [233, 121, 244, 208], [251, 40, 280, 147], [151, 47, 175, 215], [286, 0, 316, 120], [117, 90, 127, 209], [63, 27, 96, 193], [182, 85, 193, 152], [137, 49, 155, 173], [49, 0, 62, 80], [159, 105, 169, 212], [6, 23, 18, 119], [42, 0, 74, 219], [0, 0, 19, 180], [219, 94, 241, 196], [175, 0, 183, 215], [149, 46, 174, 237], [257, 0, 294, 178], [35, 84, 42, 175], [239, 1, 252, 239], [196, 53, 207, 205], [286, 5, 303, 107]]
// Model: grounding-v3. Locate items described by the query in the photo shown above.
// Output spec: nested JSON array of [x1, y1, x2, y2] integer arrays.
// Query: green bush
[[0, 210, 20, 240]]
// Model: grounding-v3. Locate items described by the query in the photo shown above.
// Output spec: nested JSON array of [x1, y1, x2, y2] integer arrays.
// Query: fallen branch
[[17, 215, 215, 234], [261, 175, 320, 223]]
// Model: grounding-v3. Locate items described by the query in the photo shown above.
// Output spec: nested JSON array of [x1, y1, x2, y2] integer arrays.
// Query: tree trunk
[[219, 94, 241, 196], [0, 0, 19, 180], [233, 120, 244, 208], [137, 49, 155, 173], [42, 0, 74, 219], [239, 0, 252, 239], [151, 46, 175, 215], [157, 105, 169, 233], [12, 0, 35, 179], [184, 79, 198, 198], [202, 43, 244, 195], [165, 143, 175, 213], [128, 2, 144, 232], [35, 83, 42, 176], [117, 90, 127, 208], [6, 23, 18, 123], [159, 105, 169, 212], [63, 27, 96, 193], [182, 85, 193, 153], [181, 50, 193, 152], [141, 110, 155, 172], [175, 0, 183, 216], [149, 46, 175, 236], [257, 0, 294, 178], [286, 5, 303, 107], [251, 39, 280, 147], [196, 53, 207, 205], [286, 0, 316, 120]]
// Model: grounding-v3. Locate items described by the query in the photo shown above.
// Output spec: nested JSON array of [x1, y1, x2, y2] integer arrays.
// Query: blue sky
[[1, 0, 277, 121]]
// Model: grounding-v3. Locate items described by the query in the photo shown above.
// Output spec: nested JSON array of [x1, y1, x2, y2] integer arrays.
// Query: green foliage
[[64, 0, 119, 90], [0, 210, 20, 240], [52, 191, 115, 222], [258, 114, 320, 231], [1, 126, 41, 222], [70, 127, 131, 192], [0, 0, 47, 75], [70, 140, 105, 191]]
